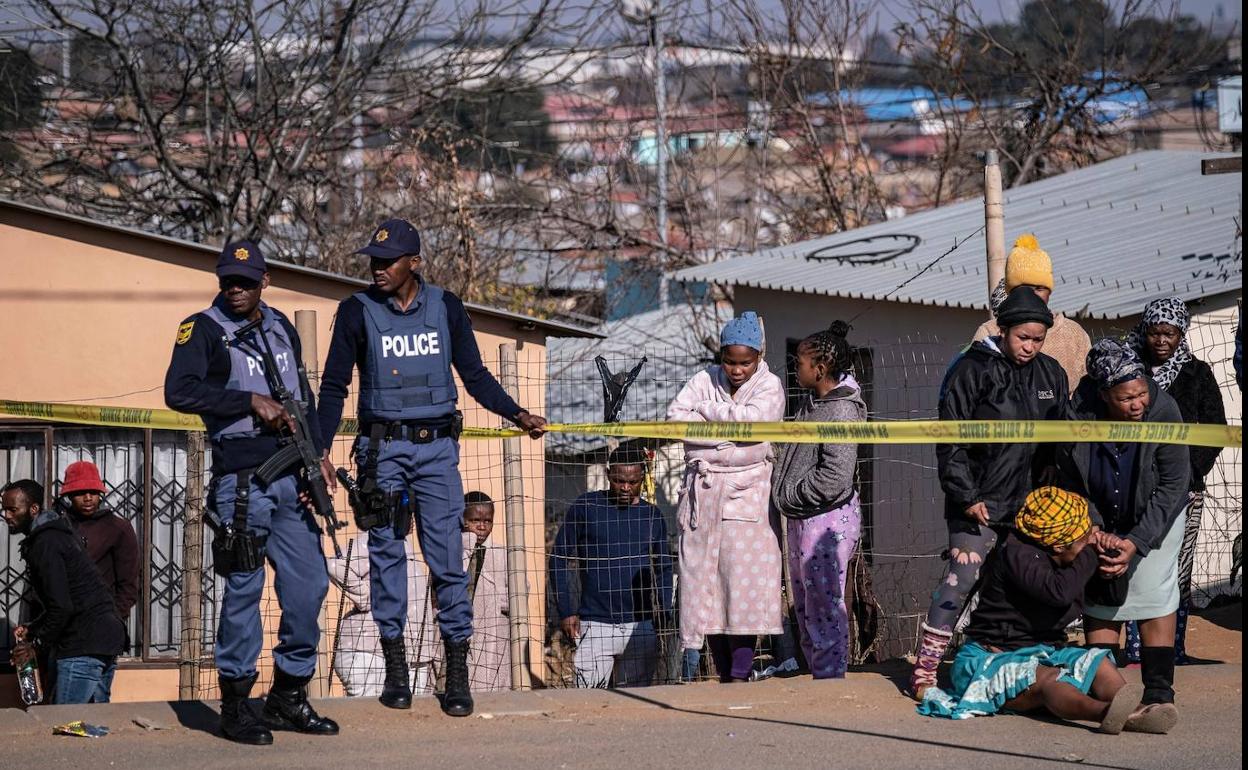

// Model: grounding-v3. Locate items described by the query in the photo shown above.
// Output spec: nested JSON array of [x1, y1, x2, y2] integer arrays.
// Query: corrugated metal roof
[[674, 151, 1242, 320]]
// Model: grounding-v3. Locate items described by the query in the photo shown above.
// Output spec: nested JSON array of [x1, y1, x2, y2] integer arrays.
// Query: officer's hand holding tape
[[514, 409, 548, 439]]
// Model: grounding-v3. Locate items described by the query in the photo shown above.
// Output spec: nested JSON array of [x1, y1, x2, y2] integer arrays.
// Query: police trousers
[[211, 472, 329, 680], [356, 435, 470, 643]]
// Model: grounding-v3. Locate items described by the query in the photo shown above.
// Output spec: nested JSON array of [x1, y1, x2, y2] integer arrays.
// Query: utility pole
[[983, 150, 1006, 309], [622, 0, 668, 248], [652, 5, 668, 247]]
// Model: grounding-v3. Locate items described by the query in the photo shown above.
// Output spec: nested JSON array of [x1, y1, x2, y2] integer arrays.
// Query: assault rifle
[[236, 317, 343, 557]]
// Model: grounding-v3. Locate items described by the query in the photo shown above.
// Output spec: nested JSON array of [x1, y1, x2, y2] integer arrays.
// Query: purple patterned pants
[[786, 498, 862, 679]]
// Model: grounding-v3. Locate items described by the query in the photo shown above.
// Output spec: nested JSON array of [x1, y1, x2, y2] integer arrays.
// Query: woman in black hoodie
[[909, 287, 1070, 698]]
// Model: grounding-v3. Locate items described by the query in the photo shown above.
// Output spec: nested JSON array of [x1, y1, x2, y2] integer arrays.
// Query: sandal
[[1124, 703, 1179, 734], [1096, 683, 1143, 735]]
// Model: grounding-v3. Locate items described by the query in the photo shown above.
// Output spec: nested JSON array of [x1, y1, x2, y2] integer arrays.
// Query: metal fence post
[[178, 430, 205, 700], [499, 343, 532, 690], [295, 310, 333, 698]]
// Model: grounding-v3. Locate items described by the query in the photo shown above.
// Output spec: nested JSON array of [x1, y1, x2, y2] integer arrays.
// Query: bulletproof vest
[[202, 302, 304, 441], [356, 284, 458, 422]]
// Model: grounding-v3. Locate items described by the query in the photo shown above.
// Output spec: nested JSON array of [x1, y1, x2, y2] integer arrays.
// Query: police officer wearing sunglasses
[[165, 241, 337, 745]]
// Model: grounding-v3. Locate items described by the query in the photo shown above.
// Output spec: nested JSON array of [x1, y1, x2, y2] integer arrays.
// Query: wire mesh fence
[[0, 318, 1241, 700]]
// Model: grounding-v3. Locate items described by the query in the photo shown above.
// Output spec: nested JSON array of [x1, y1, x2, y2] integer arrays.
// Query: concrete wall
[[0, 207, 552, 702]]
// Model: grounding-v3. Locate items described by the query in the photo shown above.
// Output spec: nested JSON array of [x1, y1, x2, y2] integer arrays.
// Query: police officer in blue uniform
[[317, 219, 546, 716], [165, 241, 338, 745]]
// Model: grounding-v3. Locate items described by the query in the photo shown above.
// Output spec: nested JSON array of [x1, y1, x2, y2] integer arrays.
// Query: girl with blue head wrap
[[718, 311, 765, 394], [667, 310, 787, 682]]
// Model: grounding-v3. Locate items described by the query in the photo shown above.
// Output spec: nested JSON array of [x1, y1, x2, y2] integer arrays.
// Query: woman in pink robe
[[667, 312, 786, 682]]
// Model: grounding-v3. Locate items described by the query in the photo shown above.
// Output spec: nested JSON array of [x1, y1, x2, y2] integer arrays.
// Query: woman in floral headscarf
[[1121, 298, 1227, 665]]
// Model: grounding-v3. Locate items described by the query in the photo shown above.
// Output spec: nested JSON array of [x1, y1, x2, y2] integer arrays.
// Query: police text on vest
[[246, 351, 292, 377], [382, 332, 441, 358]]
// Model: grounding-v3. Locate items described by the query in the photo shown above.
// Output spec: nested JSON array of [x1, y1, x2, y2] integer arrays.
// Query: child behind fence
[[771, 321, 865, 679], [461, 492, 511, 691]]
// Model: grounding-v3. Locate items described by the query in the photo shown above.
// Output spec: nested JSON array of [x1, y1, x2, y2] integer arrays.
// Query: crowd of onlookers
[[546, 233, 1236, 738]]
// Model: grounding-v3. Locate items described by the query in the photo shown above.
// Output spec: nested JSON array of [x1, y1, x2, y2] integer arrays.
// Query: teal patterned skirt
[[917, 641, 1111, 720]]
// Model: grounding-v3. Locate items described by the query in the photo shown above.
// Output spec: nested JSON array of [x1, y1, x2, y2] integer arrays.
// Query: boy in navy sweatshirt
[[551, 446, 673, 688]]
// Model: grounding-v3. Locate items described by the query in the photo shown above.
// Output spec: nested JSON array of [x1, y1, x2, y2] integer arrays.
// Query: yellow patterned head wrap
[[1015, 486, 1091, 549]]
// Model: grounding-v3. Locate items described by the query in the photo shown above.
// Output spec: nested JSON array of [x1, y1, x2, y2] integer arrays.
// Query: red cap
[[61, 461, 105, 495]]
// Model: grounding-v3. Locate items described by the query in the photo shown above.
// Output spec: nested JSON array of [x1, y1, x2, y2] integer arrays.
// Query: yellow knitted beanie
[[1005, 233, 1053, 292]]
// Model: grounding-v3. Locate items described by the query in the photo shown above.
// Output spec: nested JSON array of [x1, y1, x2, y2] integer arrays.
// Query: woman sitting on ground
[[1059, 338, 1189, 734], [918, 487, 1144, 734]]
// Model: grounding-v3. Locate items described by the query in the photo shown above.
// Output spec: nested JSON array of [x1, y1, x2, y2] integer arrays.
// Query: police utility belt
[[345, 412, 463, 532]]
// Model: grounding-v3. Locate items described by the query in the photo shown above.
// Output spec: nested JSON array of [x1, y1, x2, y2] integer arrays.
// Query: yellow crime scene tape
[[1, 399, 1240, 447]]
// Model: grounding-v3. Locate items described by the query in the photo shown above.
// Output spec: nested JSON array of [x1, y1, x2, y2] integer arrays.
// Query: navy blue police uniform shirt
[[317, 284, 524, 440], [164, 298, 325, 474]]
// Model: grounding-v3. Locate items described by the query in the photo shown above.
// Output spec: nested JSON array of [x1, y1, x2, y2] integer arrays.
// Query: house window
[[0, 425, 193, 667]]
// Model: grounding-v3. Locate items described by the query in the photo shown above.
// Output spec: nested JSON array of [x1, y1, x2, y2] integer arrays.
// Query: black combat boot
[[379, 635, 412, 710], [219, 674, 273, 746], [263, 666, 340, 735], [442, 639, 474, 717]]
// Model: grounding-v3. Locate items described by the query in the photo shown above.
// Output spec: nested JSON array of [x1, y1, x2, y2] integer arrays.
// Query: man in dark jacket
[[58, 461, 140, 636], [4, 479, 126, 704], [550, 446, 673, 688]]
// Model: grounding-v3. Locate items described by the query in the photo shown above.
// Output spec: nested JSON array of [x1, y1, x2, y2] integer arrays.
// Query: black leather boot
[[263, 667, 340, 735], [1140, 646, 1177, 705], [442, 639, 474, 717], [219, 674, 273, 746], [379, 636, 412, 710]]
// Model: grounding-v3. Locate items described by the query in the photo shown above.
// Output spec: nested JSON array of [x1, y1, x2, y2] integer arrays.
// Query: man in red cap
[[59, 461, 139, 632]]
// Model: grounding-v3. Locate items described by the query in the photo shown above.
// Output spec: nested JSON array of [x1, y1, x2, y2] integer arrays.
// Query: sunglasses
[[218, 276, 261, 291]]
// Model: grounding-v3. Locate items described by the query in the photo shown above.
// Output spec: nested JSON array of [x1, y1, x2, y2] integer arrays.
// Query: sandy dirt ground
[[0, 604, 1239, 769]]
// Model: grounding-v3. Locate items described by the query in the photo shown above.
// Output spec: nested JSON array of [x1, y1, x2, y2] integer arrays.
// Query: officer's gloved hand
[[514, 410, 547, 439]]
